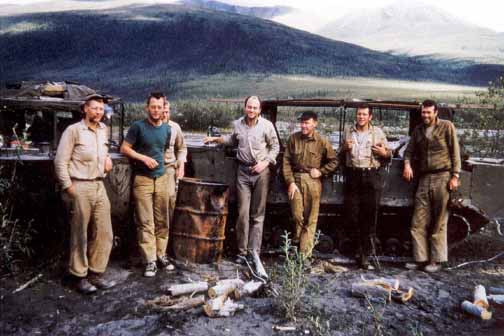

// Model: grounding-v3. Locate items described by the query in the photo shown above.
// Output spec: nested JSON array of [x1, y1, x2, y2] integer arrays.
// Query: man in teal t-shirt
[[121, 92, 173, 277]]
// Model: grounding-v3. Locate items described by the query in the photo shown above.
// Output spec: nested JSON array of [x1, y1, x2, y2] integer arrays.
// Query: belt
[[238, 161, 256, 167], [71, 177, 104, 181], [348, 166, 379, 171]]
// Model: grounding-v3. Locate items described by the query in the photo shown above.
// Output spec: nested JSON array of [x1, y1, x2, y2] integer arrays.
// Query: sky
[[2, 0, 504, 32]]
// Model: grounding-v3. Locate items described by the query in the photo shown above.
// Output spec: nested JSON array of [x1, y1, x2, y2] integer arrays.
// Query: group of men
[[55, 93, 460, 294], [54, 92, 187, 293]]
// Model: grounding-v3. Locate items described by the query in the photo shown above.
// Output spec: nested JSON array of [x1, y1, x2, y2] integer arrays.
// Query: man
[[340, 105, 391, 270], [120, 92, 173, 277], [163, 101, 187, 223], [54, 94, 116, 294], [283, 111, 338, 259], [204, 96, 279, 278], [403, 99, 461, 273]]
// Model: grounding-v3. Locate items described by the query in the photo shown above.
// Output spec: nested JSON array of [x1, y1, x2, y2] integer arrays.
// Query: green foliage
[[0, 164, 36, 274], [277, 231, 308, 322]]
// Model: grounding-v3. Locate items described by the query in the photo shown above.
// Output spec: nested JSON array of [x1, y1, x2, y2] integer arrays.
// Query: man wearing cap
[[283, 111, 338, 259], [204, 96, 279, 278], [54, 94, 116, 294], [403, 99, 461, 273], [120, 92, 173, 277], [162, 100, 187, 223], [340, 104, 391, 270]]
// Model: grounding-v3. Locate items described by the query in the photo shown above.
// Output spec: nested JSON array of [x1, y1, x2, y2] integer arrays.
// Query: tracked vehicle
[[186, 99, 502, 256]]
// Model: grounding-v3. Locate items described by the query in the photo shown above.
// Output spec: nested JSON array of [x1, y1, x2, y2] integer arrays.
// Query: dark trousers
[[344, 168, 384, 259]]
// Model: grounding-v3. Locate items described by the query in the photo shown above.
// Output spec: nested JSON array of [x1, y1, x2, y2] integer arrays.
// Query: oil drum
[[170, 178, 229, 263]]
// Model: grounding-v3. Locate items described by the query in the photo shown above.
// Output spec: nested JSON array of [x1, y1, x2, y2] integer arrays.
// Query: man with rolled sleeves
[[283, 111, 338, 259], [54, 94, 116, 294], [120, 92, 173, 277], [340, 104, 391, 270], [162, 100, 187, 223], [204, 96, 279, 278], [403, 99, 461, 273]]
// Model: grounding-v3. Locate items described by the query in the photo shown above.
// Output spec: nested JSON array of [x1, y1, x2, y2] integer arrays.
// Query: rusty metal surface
[[170, 178, 229, 264], [470, 163, 504, 219]]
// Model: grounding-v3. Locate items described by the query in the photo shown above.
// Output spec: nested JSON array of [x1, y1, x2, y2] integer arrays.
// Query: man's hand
[[203, 136, 223, 145], [142, 155, 159, 170], [65, 185, 76, 197], [288, 183, 299, 200], [448, 176, 460, 191], [176, 162, 185, 179], [403, 163, 413, 182], [343, 139, 354, 151], [371, 143, 388, 158], [104, 156, 113, 173], [251, 160, 269, 174], [310, 168, 322, 179]]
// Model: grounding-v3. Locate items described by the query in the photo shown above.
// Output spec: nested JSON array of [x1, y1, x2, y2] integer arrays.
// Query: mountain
[[180, 0, 291, 19], [318, 1, 504, 64], [0, 4, 502, 100]]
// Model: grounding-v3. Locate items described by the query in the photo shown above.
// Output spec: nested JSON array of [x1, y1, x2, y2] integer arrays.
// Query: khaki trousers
[[64, 180, 113, 277], [133, 174, 169, 263], [236, 164, 270, 255], [289, 173, 322, 258], [411, 171, 451, 263], [165, 166, 177, 224]]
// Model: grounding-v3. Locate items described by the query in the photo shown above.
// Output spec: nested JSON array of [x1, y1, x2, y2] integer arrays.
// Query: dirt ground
[[1, 228, 503, 336]]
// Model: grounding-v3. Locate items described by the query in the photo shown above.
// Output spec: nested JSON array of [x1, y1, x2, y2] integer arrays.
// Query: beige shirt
[[164, 120, 187, 168], [54, 120, 109, 190], [223, 116, 280, 165], [343, 124, 389, 168]]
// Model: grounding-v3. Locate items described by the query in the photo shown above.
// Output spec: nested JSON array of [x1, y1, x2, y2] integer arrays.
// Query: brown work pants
[[236, 164, 270, 255], [132, 174, 169, 264], [411, 171, 451, 263], [165, 166, 177, 224], [64, 180, 113, 277], [289, 173, 322, 258]]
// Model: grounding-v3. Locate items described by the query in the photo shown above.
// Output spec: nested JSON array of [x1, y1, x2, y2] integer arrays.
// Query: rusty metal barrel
[[170, 178, 229, 264]]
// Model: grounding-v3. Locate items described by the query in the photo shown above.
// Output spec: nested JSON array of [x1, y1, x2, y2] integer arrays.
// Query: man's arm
[[174, 126, 187, 178], [120, 141, 159, 169], [403, 129, 417, 181], [282, 135, 299, 200], [447, 121, 461, 190], [319, 139, 339, 175], [54, 126, 75, 191], [265, 122, 280, 165]]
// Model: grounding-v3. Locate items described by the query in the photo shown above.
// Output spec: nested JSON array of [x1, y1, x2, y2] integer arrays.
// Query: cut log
[[209, 279, 244, 299], [489, 287, 504, 295], [487, 295, 504, 304], [203, 295, 227, 317], [361, 277, 399, 291], [233, 281, 263, 300], [165, 282, 208, 296], [391, 287, 414, 304], [351, 282, 391, 302], [165, 295, 205, 310], [146, 295, 182, 307], [273, 325, 297, 331], [461, 300, 492, 320], [473, 285, 489, 309]]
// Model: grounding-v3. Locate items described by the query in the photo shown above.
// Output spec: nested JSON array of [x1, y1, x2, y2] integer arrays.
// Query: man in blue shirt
[[120, 92, 173, 277]]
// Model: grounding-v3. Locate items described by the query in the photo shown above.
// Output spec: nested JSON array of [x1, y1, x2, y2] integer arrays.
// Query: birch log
[[461, 300, 492, 320], [473, 285, 489, 309], [233, 281, 263, 300], [208, 279, 245, 299], [166, 282, 208, 296], [487, 295, 504, 304], [489, 287, 504, 295]]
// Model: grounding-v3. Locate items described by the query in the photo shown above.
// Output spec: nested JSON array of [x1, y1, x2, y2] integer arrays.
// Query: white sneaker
[[250, 250, 268, 280], [144, 261, 157, 277], [157, 255, 175, 271]]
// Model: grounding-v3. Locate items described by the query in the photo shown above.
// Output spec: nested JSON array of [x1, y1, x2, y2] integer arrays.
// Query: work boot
[[144, 261, 157, 277], [424, 263, 442, 273], [234, 254, 248, 265], [88, 273, 117, 290], [76, 277, 97, 294], [157, 255, 175, 271]]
